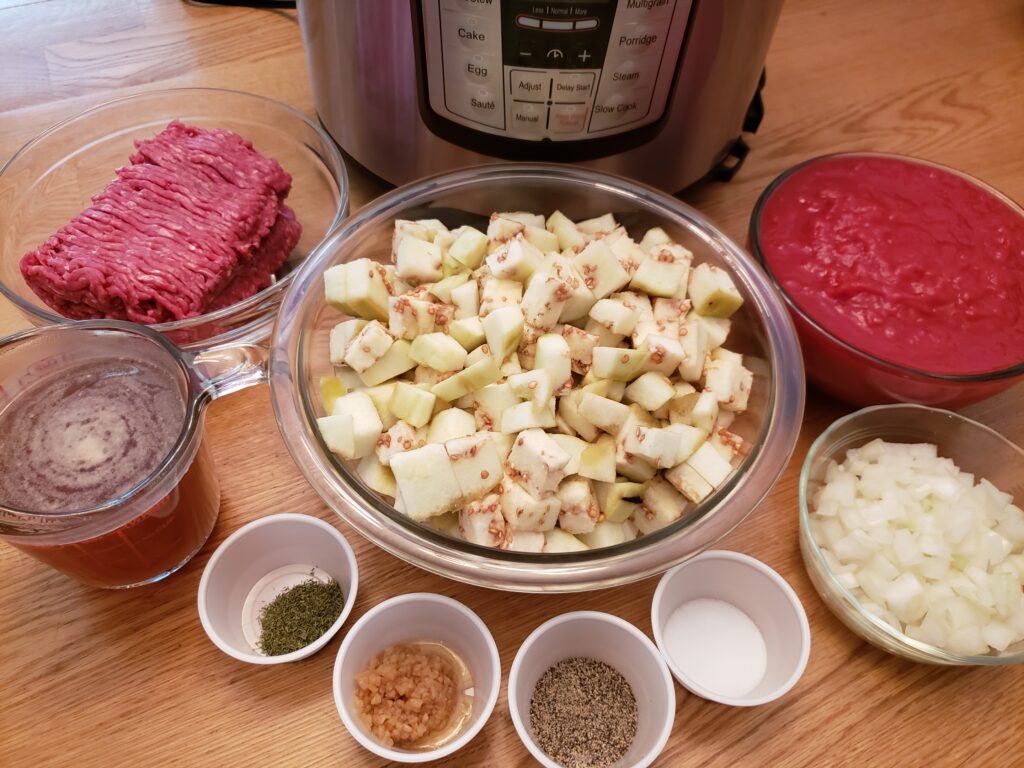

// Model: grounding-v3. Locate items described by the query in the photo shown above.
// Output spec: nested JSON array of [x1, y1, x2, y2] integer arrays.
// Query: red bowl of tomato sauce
[[749, 152, 1024, 408]]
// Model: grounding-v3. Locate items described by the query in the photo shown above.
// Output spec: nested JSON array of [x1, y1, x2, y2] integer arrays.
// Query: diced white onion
[[810, 438, 1024, 655]]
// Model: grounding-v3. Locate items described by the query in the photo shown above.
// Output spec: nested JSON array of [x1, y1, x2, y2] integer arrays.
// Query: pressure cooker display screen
[[500, 2, 618, 70], [419, 0, 692, 142]]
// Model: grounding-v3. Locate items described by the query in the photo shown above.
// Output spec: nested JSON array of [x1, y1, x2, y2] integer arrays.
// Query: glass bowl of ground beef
[[0, 88, 347, 350]]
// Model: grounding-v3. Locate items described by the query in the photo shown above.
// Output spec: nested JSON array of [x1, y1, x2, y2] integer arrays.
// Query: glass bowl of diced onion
[[270, 164, 804, 593], [800, 404, 1024, 664]]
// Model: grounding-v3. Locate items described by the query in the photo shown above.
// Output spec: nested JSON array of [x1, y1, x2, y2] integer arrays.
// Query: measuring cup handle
[[188, 343, 268, 399]]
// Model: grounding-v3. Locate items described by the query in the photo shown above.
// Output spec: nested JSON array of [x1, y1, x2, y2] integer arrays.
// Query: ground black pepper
[[529, 657, 638, 768], [256, 577, 345, 656]]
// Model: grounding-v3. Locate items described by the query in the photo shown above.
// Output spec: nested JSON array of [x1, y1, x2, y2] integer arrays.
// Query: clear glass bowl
[[800, 404, 1024, 664], [749, 152, 1024, 409], [0, 87, 347, 351], [270, 164, 805, 592]]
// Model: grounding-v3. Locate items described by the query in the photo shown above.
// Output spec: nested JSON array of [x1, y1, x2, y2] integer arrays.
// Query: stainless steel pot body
[[298, 0, 781, 191]]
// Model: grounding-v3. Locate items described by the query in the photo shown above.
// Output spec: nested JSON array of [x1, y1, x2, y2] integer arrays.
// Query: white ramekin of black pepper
[[507, 611, 675, 768]]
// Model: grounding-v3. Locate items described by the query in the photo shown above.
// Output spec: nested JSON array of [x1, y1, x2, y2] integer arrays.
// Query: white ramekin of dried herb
[[508, 611, 675, 768], [197, 513, 359, 664]]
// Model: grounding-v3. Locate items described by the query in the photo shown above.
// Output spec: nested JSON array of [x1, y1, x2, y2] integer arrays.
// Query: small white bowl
[[197, 513, 358, 664], [651, 550, 810, 706], [333, 593, 500, 764], [508, 611, 675, 768]]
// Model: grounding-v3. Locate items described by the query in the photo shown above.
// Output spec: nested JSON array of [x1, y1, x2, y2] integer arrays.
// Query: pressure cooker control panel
[[420, 0, 692, 142]]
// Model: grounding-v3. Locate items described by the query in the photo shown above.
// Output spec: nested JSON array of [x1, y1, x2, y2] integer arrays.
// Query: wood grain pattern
[[1, 1, 1023, 766]]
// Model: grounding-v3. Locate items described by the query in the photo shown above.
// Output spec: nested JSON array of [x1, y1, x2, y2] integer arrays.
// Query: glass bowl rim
[[270, 161, 806, 590], [0, 319, 205, 522], [798, 402, 1024, 665], [0, 86, 349, 332], [749, 151, 1024, 383]]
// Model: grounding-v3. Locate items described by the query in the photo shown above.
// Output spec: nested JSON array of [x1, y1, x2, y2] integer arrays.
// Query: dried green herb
[[257, 577, 345, 656]]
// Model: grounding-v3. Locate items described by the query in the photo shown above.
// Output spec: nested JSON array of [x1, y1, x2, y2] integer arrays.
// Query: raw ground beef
[[20, 121, 302, 324], [206, 206, 299, 311]]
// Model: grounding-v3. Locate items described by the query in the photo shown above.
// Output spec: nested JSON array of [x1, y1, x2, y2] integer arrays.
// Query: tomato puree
[[757, 155, 1024, 374]]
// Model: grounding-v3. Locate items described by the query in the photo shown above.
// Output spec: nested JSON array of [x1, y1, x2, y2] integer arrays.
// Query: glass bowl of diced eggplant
[[269, 164, 805, 592]]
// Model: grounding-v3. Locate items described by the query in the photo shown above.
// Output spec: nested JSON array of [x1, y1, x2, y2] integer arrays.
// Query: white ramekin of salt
[[651, 550, 810, 706]]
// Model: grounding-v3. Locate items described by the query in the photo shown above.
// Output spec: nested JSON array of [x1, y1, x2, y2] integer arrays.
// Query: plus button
[[578, 49, 591, 63]]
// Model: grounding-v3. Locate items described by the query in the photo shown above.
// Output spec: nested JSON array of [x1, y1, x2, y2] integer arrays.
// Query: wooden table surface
[[2, 1, 1023, 765]]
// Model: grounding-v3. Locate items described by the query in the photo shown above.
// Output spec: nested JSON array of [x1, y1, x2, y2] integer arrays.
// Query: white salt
[[663, 598, 767, 698]]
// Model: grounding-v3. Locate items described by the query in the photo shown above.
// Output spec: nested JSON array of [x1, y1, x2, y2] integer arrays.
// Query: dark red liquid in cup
[[0, 357, 220, 587], [9, 440, 219, 587]]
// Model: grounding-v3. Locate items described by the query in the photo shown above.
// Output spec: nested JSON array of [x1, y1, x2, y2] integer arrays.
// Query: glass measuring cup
[[0, 320, 266, 588]]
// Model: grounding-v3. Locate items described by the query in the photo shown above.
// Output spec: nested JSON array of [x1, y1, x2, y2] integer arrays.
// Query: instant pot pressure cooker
[[297, 0, 782, 191]]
